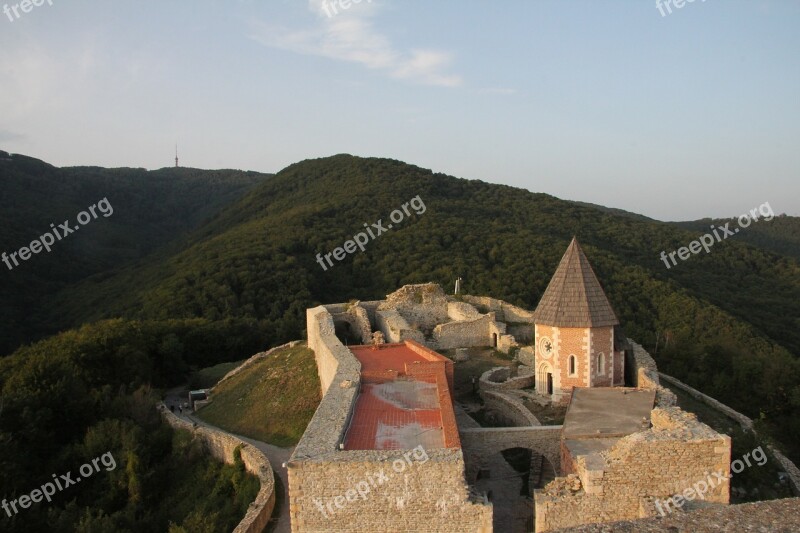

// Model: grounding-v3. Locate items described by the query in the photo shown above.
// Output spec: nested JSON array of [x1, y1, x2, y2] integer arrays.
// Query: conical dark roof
[[532, 238, 619, 328]]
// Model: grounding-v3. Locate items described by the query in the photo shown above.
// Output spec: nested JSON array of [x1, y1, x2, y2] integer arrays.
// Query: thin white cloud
[[248, 0, 462, 88]]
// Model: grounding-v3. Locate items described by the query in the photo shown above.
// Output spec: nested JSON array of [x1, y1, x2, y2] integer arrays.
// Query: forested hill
[[672, 214, 800, 261], [4, 153, 800, 461], [0, 151, 271, 353]]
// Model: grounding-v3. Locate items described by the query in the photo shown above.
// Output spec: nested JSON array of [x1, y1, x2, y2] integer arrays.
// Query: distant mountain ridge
[[0, 150, 272, 353]]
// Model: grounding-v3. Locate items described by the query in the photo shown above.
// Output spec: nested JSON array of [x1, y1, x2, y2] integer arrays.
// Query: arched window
[[598, 353, 605, 375], [568, 355, 576, 376]]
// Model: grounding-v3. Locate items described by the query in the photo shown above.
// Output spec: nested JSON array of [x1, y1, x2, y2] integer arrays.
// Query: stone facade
[[292, 303, 492, 532], [432, 314, 497, 350], [299, 284, 800, 533], [533, 324, 624, 403], [460, 426, 563, 482], [535, 406, 731, 532]]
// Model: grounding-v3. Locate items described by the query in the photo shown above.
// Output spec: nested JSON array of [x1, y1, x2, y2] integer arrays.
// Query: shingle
[[532, 238, 619, 327]]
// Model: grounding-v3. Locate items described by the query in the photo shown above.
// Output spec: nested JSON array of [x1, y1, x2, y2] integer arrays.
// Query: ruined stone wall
[[331, 303, 373, 344], [307, 306, 362, 396], [460, 426, 563, 481], [160, 408, 276, 533], [507, 323, 534, 343], [480, 390, 541, 427], [375, 309, 426, 344], [658, 372, 800, 496], [447, 301, 482, 321], [658, 373, 753, 431], [627, 340, 676, 407], [555, 497, 800, 532], [535, 407, 731, 532], [432, 314, 495, 350], [461, 296, 536, 323], [288, 449, 492, 532], [478, 366, 535, 392], [381, 283, 449, 330], [518, 346, 535, 367]]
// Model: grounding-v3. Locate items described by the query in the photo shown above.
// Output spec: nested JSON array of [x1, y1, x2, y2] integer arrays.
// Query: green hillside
[[672, 214, 800, 261], [3, 152, 800, 462], [0, 150, 271, 354], [27, 154, 799, 461]]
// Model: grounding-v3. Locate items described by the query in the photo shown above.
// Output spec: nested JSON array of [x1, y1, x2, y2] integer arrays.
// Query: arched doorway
[[470, 447, 557, 533], [537, 362, 553, 396]]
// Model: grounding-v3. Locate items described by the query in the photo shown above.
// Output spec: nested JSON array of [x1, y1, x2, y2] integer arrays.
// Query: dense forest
[[0, 319, 268, 532], [674, 214, 800, 261], [0, 151, 270, 354], [1, 152, 799, 529]]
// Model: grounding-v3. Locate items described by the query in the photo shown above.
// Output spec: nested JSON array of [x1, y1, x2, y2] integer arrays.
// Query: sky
[[0, 0, 798, 221]]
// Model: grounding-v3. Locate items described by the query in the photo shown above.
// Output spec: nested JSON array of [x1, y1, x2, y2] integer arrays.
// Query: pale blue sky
[[1, 0, 798, 220]]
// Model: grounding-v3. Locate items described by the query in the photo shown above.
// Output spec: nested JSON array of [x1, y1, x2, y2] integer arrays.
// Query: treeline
[[0, 318, 268, 532], [4, 153, 800, 466]]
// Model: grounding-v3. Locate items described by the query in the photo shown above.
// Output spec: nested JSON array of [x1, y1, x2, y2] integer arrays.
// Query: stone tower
[[532, 237, 621, 403]]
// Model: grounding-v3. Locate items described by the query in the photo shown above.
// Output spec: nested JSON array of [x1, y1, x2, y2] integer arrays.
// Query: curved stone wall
[[160, 407, 276, 533]]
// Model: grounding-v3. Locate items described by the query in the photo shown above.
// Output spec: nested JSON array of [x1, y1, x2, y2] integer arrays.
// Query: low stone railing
[[159, 407, 276, 533]]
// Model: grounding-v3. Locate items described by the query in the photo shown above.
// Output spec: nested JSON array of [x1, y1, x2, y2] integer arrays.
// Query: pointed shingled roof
[[532, 237, 619, 328]]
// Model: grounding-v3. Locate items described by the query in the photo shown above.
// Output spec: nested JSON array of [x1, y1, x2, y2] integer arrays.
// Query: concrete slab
[[562, 388, 655, 439]]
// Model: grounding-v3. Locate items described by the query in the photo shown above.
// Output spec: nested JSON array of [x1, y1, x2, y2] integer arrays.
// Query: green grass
[[189, 360, 245, 389], [196, 343, 321, 447]]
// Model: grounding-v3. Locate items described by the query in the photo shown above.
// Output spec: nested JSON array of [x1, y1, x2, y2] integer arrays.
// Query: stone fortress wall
[[160, 408, 276, 533], [295, 284, 800, 533], [289, 301, 492, 532], [533, 341, 729, 532]]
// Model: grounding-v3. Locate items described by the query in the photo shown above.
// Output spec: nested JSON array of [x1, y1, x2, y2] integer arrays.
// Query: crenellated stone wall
[[160, 408, 276, 533]]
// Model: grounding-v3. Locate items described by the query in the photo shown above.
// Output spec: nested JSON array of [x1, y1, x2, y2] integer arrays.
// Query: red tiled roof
[[343, 341, 460, 451]]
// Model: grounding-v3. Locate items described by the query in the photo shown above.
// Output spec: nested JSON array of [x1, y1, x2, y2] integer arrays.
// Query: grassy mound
[[197, 343, 321, 447]]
